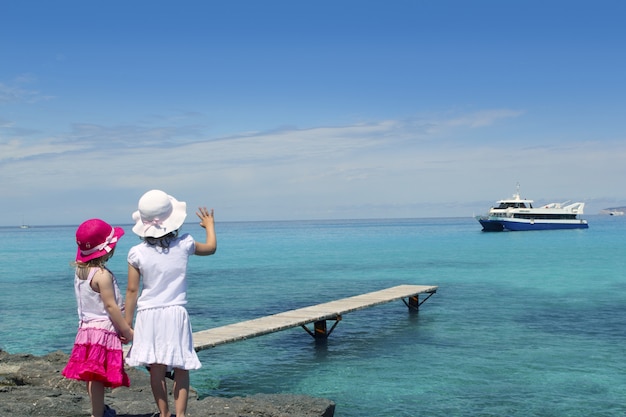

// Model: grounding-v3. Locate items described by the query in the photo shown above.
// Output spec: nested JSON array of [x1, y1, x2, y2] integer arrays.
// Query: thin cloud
[[0, 138, 83, 161], [67, 123, 207, 148], [0, 76, 53, 104], [446, 109, 524, 128]]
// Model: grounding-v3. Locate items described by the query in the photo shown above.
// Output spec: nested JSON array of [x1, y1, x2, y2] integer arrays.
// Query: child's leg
[[173, 368, 190, 417], [149, 364, 171, 417], [87, 380, 105, 417]]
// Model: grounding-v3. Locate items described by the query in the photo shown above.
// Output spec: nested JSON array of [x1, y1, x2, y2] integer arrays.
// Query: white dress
[[125, 233, 202, 371]]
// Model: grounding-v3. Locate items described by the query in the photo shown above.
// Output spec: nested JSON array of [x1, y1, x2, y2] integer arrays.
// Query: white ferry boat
[[476, 186, 588, 231]]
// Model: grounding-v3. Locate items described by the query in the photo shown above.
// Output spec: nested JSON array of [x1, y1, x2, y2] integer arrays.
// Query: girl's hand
[[119, 328, 133, 344], [194, 207, 217, 256], [196, 207, 214, 229]]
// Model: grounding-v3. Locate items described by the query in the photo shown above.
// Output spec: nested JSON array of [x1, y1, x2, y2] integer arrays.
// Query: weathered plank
[[192, 284, 437, 351]]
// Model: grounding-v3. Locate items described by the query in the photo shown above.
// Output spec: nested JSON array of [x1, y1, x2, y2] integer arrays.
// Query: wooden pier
[[192, 284, 437, 352]]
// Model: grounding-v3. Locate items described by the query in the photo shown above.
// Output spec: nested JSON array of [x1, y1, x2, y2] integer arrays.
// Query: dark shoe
[[104, 404, 116, 417]]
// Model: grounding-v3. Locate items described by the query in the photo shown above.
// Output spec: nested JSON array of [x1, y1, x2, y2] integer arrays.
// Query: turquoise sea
[[1, 216, 625, 416]]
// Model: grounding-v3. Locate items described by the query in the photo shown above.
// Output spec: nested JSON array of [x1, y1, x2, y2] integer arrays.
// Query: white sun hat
[[132, 189, 187, 238]]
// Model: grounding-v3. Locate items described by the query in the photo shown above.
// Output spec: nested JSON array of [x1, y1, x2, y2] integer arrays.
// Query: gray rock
[[0, 350, 335, 417]]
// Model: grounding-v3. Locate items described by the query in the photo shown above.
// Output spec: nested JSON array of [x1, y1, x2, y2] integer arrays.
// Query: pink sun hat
[[75, 219, 125, 263]]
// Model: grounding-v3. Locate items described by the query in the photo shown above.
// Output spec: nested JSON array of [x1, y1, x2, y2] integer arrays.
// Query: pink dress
[[62, 267, 130, 388]]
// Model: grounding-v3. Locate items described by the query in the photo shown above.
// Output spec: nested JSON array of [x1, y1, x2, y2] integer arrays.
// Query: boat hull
[[499, 219, 589, 231], [477, 217, 588, 231]]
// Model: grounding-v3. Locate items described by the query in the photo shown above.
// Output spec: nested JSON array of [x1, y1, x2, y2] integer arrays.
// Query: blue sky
[[2, 1, 626, 226]]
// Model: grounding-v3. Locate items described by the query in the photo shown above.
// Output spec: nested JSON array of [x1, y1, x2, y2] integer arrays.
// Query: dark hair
[[143, 230, 179, 248]]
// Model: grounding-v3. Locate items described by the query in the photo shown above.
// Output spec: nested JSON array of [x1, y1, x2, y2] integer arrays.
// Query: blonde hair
[[73, 249, 115, 279]]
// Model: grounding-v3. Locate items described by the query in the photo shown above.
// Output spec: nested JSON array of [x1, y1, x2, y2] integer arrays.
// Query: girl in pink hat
[[62, 219, 134, 417], [124, 190, 217, 417]]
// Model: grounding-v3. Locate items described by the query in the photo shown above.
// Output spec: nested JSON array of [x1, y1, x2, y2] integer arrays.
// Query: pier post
[[403, 290, 436, 312], [314, 320, 328, 338], [302, 316, 342, 340]]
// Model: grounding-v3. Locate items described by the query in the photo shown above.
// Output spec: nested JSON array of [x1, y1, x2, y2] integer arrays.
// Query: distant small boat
[[476, 185, 588, 231], [19, 215, 30, 228], [609, 210, 624, 216]]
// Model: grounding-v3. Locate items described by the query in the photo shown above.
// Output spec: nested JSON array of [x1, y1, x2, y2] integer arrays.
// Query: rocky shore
[[0, 350, 335, 417]]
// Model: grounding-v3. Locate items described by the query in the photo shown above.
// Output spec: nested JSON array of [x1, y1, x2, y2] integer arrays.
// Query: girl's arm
[[125, 264, 141, 329], [194, 207, 217, 256], [92, 269, 133, 343]]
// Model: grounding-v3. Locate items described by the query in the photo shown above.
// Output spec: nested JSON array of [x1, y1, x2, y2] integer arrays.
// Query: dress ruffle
[[126, 305, 201, 371], [62, 326, 130, 388]]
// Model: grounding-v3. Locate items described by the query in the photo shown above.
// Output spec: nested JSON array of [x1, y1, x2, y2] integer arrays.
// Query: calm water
[[1, 216, 625, 416]]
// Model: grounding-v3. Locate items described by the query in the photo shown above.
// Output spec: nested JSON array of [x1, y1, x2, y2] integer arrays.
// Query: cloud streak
[[0, 76, 52, 104]]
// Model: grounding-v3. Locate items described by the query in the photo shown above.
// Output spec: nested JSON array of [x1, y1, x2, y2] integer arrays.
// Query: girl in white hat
[[124, 190, 217, 417]]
